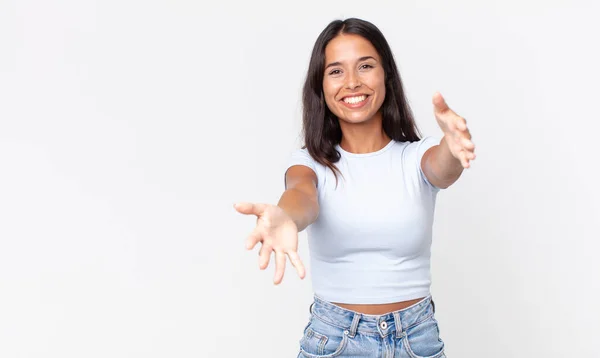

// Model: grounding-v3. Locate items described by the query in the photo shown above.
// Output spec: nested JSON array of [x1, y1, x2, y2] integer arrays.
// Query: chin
[[338, 112, 375, 124]]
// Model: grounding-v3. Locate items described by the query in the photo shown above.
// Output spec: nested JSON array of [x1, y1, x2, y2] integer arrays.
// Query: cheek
[[371, 72, 386, 93], [377, 84, 386, 104], [322, 82, 339, 109], [372, 75, 386, 105]]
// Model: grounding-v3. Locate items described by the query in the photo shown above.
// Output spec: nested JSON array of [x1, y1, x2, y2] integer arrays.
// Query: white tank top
[[285, 136, 442, 304]]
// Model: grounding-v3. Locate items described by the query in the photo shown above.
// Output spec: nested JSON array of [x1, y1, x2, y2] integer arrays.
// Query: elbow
[[436, 171, 462, 189]]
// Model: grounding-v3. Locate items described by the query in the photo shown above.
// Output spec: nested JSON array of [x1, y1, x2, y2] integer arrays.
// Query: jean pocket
[[402, 316, 445, 358], [299, 316, 349, 358]]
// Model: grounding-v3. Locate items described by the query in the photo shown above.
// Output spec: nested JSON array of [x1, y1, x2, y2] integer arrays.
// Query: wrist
[[277, 205, 301, 232]]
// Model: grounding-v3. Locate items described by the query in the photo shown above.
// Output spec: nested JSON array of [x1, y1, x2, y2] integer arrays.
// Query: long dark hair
[[301, 18, 422, 185]]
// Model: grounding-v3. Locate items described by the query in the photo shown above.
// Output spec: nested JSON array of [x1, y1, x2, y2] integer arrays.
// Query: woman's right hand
[[234, 202, 306, 285]]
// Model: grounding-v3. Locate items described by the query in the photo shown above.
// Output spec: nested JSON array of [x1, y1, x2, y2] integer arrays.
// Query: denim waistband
[[309, 295, 435, 339]]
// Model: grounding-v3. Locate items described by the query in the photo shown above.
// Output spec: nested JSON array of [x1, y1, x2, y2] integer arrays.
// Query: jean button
[[380, 321, 387, 329]]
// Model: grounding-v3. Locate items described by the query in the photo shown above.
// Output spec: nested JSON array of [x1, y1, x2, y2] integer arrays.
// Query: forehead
[[324, 34, 380, 63]]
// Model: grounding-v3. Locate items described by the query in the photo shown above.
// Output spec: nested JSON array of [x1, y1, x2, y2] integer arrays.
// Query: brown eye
[[329, 69, 341, 76]]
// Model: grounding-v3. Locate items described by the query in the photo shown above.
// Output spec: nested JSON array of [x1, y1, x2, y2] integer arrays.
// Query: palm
[[234, 202, 305, 285], [257, 207, 298, 250]]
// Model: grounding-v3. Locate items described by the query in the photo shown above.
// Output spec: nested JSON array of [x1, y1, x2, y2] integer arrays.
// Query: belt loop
[[431, 299, 436, 313], [347, 312, 361, 338], [393, 311, 403, 339], [309, 302, 314, 314]]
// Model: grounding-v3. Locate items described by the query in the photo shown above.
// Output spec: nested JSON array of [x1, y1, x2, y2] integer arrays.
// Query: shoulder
[[393, 136, 440, 157], [286, 147, 318, 170], [285, 147, 321, 189], [285, 146, 328, 177]]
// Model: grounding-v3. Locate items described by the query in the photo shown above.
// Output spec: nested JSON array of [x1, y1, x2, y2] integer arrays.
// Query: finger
[[451, 134, 472, 150], [433, 92, 460, 119], [464, 149, 476, 160], [462, 153, 471, 168], [461, 138, 475, 150], [455, 150, 466, 167], [258, 244, 272, 270], [246, 228, 262, 250], [455, 117, 468, 132], [233, 202, 267, 216], [287, 251, 306, 279], [432, 92, 451, 114], [274, 250, 286, 285]]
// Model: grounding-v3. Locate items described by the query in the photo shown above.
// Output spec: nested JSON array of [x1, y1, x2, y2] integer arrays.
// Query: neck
[[338, 112, 391, 154]]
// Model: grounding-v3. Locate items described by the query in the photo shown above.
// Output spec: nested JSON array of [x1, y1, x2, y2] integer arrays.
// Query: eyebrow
[[325, 56, 377, 70]]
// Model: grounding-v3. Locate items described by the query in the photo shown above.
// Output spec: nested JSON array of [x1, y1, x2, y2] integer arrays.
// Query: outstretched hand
[[234, 202, 306, 285], [432, 92, 476, 168]]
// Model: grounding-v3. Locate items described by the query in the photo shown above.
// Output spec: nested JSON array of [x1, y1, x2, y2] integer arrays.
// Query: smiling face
[[322, 33, 386, 125]]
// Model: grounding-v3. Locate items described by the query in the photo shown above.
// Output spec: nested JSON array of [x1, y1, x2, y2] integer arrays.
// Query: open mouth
[[342, 95, 369, 104], [340, 94, 370, 108]]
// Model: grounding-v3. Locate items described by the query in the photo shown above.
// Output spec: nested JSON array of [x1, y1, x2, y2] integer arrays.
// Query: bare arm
[[279, 165, 320, 232], [234, 164, 319, 284], [421, 136, 465, 189], [422, 92, 476, 189]]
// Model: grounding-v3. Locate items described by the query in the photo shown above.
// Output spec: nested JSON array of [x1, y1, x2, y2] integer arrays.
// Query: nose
[[345, 70, 361, 90]]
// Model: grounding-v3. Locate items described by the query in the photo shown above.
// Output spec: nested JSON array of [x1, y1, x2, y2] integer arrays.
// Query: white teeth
[[343, 95, 367, 104]]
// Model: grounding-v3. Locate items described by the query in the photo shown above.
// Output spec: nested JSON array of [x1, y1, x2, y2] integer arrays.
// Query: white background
[[1, 0, 599, 357]]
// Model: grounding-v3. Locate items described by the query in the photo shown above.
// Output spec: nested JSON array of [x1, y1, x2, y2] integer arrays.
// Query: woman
[[234, 18, 475, 357]]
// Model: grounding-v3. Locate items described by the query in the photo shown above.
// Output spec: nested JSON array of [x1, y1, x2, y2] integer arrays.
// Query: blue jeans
[[297, 295, 446, 358]]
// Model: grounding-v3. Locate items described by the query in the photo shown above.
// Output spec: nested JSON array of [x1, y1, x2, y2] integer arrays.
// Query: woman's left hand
[[432, 92, 476, 168]]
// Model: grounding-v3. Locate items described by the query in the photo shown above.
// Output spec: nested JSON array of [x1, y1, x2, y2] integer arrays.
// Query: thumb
[[233, 202, 267, 216], [432, 92, 451, 114]]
